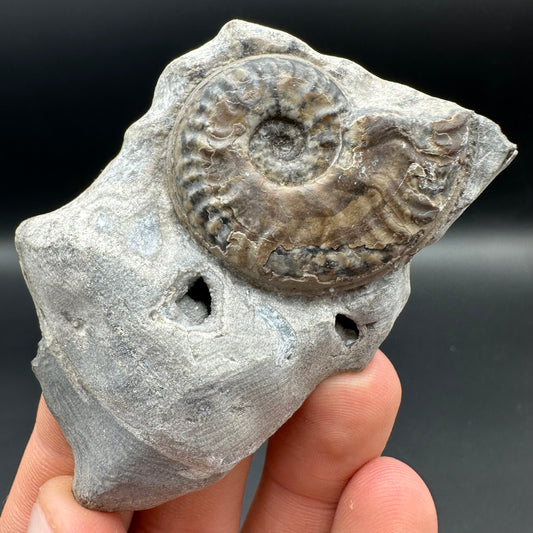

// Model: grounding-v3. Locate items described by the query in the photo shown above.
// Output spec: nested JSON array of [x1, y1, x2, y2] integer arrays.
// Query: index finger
[[0, 396, 74, 532]]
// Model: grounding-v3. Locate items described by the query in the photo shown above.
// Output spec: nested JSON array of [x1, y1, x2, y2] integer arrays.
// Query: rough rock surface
[[15, 20, 516, 511]]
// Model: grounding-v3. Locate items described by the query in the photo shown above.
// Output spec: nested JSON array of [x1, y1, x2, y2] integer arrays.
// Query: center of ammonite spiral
[[249, 117, 309, 185], [252, 118, 306, 161]]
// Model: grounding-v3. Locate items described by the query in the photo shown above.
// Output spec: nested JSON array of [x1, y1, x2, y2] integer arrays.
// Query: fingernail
[[27, 503, 54, 533]]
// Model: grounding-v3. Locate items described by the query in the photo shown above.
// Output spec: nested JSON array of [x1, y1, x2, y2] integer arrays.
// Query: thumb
[[26, 476, 132, 533]]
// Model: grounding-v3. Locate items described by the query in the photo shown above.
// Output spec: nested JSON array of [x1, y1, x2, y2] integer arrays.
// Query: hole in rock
[[335, 314, 360, 345], [187, 277, 212, 315], [176, 276, 212, 325]]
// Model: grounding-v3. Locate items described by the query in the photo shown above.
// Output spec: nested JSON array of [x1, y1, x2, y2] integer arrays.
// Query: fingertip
[[376, 350, 403, 414], [365, 349, 402, 409], [34, 398, 72, 459], [333, 457, 438, 533], [362, 350, 402, 429], [313, 350, 401, 414], [299, 349, 402, 462], [26, 503, 53, 533], [35, 476, 132, 533]]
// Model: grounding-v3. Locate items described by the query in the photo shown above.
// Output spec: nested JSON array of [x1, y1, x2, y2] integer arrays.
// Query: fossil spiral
[[169, 54, 472, 293]]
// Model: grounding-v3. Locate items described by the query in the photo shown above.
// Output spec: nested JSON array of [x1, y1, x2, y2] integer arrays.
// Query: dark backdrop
[[1, 1, 532, 531], [1, 0, 531, 231]]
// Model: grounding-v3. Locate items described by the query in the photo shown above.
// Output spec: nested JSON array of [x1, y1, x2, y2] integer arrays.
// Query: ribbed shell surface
[[169, 55, 472, 293]]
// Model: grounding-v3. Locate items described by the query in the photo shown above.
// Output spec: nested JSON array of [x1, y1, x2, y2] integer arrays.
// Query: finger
[[332, 457, 438, 533], [129, 455, 252, 533], [243, 350, 402, 533], [0, 396, 75, 533], [26, 475, 132, 533]]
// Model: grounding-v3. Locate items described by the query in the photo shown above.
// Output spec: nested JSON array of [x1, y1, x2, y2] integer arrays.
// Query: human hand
[[0, 350, 437, 532]]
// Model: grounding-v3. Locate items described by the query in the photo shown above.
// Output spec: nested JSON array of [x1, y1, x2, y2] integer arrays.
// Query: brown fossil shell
[[168, 55, 472, 294]]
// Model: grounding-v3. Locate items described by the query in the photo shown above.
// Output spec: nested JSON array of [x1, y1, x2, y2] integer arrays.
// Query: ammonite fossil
[[14, 20, 516, 511], [169, 54, 476, 293]]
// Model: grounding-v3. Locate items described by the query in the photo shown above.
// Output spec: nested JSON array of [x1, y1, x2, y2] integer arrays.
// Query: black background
[[1, 1, 532, 531], [1, 0, 532, 230]]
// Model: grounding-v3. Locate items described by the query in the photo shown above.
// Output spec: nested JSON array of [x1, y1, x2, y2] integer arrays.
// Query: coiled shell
[[168, 54, 472, 294]]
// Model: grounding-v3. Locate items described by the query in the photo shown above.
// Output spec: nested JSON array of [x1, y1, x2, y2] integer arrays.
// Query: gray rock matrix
[[15, 20, 516, 511]]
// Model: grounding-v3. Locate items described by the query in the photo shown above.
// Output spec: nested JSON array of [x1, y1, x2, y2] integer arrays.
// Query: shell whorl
[[168, 55, 471, 294]]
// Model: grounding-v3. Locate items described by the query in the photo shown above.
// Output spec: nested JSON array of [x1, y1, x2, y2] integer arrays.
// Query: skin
[[0, 350, 438, 532]]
